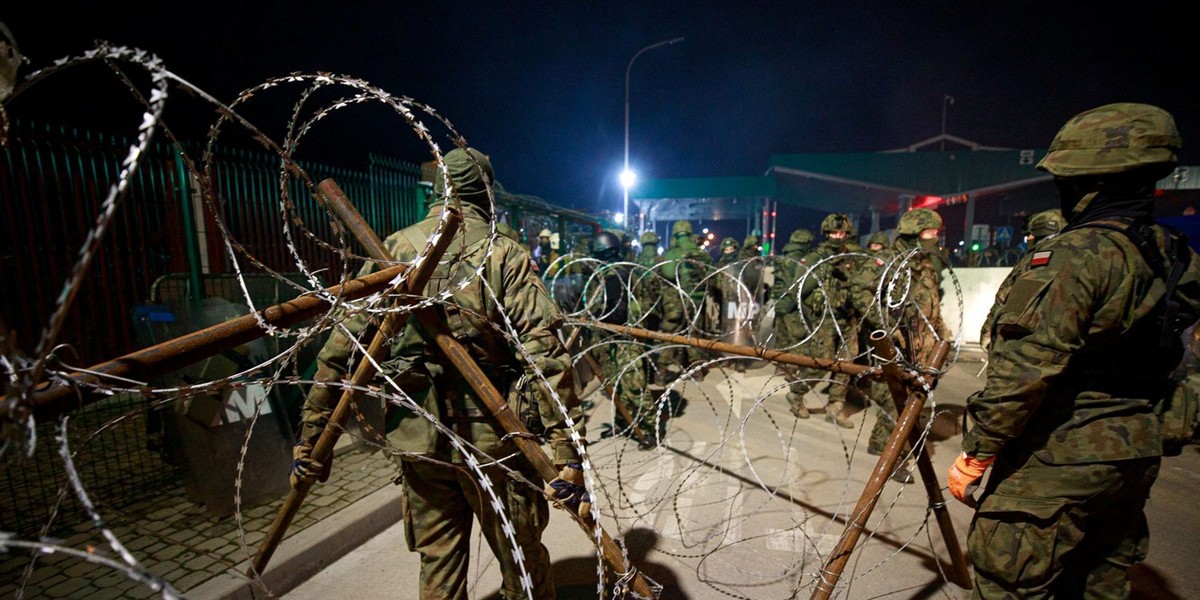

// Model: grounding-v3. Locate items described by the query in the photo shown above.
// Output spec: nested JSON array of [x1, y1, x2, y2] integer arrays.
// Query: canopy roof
[[633, 135, 1055, 221]]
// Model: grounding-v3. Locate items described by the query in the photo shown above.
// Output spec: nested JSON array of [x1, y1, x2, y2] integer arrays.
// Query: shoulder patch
[[1030, 251, 1052, 267], [874, 259, 884, 267]]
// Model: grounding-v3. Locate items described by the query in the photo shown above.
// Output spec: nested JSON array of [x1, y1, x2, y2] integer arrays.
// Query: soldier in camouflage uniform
[[296, 148, 585, 600], [1023, 208, 1065, 248], [632, 231, 663, 333], [979, 208, 1066, 353], [949, 103, 1200, 598], [771, 228, 818, 417], [851, 210, 947, 482], [716, 237, 740, 268], [588, 231, 659, 449], [636, 231, 661, 267], [740, 232, 761, 260], [787, 214, 858, 427], [655, 219, 714, 383], [866, 231, 889, 253]]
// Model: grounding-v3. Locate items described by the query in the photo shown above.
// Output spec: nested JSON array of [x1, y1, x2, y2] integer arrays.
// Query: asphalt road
[[281, 352, 1200, 599]]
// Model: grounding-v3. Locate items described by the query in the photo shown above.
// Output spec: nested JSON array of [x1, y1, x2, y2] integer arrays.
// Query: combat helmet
[[867, 232, 890, 247], [640, 230, 659, 244], [671, 220, 694, 237], [789, 229, 814, 245], [821, 213, 853, 234], [590, 230, 623, 261], [897, 208, 942, 236], [1036, 103, 1180, 179], [1025, 208, 1065, 240], [720, 237, 739, 251], [538, 228, 552, 239]]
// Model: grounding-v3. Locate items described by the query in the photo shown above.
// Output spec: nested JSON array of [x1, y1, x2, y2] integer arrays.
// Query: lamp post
[[623, 36, 684, 230], [940, 94, 955, 151]]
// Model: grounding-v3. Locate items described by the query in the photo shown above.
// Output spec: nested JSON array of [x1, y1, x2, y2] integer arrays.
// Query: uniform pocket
[[969, 494, 1070, 590], [996, 270, 1056, 338]]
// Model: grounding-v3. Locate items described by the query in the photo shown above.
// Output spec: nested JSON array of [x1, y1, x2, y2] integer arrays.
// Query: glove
[[544, 463, 592, 519], [947, 452, 994, 506], [291, 439, 331, 488]]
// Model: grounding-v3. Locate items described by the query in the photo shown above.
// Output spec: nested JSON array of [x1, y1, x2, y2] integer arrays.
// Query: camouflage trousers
[[781, 311, 853, 412], [399, 458, 553, 600], [657, 290, 706, 373], [968, 453, 1160, 599], [598, 341, 657, 433], [865, 377, 895, 454]]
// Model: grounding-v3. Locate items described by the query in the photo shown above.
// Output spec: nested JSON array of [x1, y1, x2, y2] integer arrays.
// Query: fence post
[[174, 150, 205, 300]]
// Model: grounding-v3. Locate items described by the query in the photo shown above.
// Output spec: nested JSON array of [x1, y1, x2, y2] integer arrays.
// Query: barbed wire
[[0, 38, 970, 600]]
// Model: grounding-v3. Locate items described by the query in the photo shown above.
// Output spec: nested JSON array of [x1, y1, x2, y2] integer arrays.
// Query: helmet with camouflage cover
[[897, 208, 942, 236], [789, 228, 814, 245], [590, 230, 622, 261], [1036, 103, 1180, 179], [820, 213, 853, 234], [671, 220, 694, 236], [1025, 208, 1065, 240], [640, 230, 659, 244], [432, 147, 493, 206], [720, 237, 739, 252], [867, 231, 890, 247]]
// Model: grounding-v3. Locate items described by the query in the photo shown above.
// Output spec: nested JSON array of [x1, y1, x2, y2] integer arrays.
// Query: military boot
[[890, 458, 915, 484], [786, 391, 810, 419], [825, 401, 854, 429]]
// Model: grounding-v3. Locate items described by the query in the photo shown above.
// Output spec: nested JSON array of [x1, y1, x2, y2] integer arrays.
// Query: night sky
[[5, 2, 1197, 217]]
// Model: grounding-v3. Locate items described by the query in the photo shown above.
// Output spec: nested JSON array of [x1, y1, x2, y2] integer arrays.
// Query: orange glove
[[947, 452, 994, 506]]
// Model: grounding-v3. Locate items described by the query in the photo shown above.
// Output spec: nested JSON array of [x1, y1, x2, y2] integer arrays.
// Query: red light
[[912, 195, 943, 209], [771, 212, 777, 217]]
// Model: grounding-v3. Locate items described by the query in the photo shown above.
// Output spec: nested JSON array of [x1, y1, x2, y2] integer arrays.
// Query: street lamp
[[623, 36, 684, 230]]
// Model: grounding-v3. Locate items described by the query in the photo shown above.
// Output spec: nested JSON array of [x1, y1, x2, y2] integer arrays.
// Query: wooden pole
[[811, 336, 952, 600], [869, 332, 972, 588], [592, 322, 881, 379], [25, 263, 412, 420]]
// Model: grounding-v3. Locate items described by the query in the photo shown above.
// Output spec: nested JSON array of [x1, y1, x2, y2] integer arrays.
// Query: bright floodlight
[[619, 169, 637, 190], [613, 212, 625, 224]]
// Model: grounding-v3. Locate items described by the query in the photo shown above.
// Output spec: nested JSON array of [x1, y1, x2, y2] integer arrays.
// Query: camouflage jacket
[[851, 239, 947, 337], [301, 203, 583, 465], [964, 215, 1200, 464], [980, 241, 1051, 353], [635, 246, 661, 269], [769, 243, 808, 314], [658, 238, 713, 301], [798, 241, 856, 319]]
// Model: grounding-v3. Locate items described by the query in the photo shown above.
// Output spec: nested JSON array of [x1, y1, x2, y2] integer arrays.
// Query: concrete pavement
[[280, 350, 1200, 599]]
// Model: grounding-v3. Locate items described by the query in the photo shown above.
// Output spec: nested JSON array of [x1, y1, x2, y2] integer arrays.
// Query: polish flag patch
[[1030, 251, 1052, 267]]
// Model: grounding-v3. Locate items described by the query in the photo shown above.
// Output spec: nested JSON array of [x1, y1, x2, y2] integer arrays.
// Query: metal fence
[[0, 120, 422, 537], [1, 119, 423, 365]]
